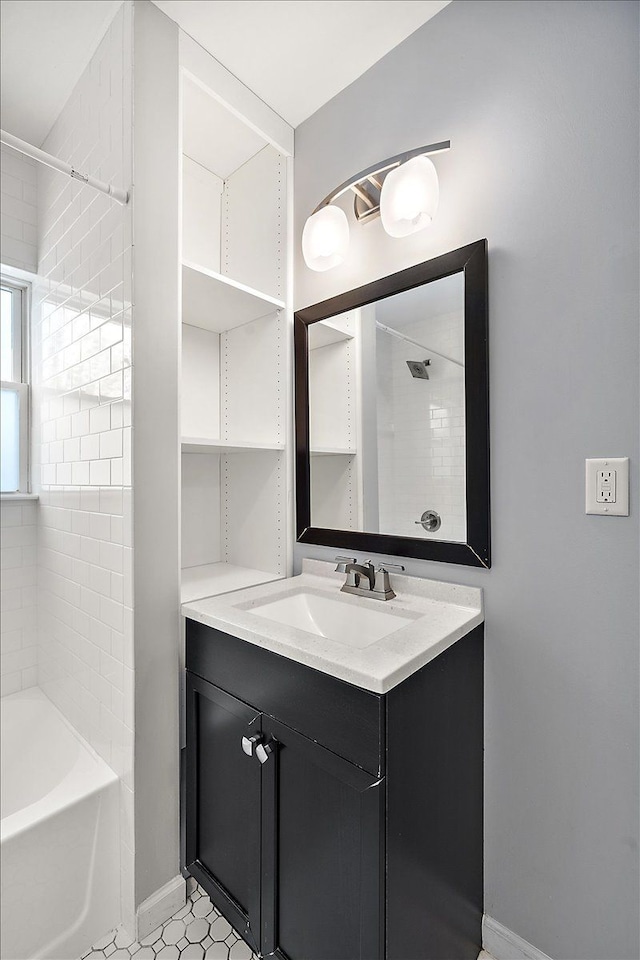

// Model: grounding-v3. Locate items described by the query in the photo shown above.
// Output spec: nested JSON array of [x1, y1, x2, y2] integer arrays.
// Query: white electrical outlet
[[586, 458, 629, 516], [596, 469, 616, 503]]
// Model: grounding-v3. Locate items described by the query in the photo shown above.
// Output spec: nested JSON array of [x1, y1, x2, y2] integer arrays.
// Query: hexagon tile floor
[[81, 879, 258, 960], [80, 879, 495, 960]]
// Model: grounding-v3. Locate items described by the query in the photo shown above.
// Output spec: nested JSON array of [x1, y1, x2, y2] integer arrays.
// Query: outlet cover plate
[[585, 457, 629, 516]]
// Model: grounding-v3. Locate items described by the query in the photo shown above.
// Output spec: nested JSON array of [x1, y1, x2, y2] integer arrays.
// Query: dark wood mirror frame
[[295, 239, 490, 568]]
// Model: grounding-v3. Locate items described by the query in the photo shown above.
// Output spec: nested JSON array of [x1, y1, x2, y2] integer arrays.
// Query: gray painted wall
[[293, 2, 639, 958]]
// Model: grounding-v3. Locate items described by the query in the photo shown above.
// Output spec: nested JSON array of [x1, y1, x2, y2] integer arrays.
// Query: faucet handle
[[372, 563, 405, 600], [335, 555, 357, 572]]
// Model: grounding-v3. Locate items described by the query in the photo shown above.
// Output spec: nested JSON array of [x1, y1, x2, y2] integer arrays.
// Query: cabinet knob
[[255, 739, 277, 764], [241, 734, 263, 757]]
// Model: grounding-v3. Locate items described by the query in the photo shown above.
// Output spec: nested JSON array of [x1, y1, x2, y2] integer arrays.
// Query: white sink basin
[[249, 589, 414, 648], [181, 560, 484, 693]]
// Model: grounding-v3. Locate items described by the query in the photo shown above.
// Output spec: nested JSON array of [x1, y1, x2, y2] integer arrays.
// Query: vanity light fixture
[[301, 140, 449, 271], [301, 204, 350, 272]]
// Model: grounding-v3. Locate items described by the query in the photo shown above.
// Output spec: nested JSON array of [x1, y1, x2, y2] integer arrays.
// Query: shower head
[[406, 359, 431, 380]]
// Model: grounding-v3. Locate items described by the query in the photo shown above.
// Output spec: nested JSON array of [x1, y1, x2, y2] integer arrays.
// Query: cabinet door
[[185, 672, 261, 953], [260, 717, 384, 960]]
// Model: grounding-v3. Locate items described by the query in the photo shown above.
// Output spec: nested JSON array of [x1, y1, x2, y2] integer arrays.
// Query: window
[[1, 277, 30, 493]]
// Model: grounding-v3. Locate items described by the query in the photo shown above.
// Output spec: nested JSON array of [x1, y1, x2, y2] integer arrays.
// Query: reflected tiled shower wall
[[32, 2, 135, 933], [377, 310, 466, 542]]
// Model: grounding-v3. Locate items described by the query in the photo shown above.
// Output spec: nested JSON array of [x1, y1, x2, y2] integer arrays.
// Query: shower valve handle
[[415, 510, 442, 532]]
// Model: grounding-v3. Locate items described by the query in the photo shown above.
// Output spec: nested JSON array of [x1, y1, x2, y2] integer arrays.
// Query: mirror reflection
[[308, 272, 466, 541]]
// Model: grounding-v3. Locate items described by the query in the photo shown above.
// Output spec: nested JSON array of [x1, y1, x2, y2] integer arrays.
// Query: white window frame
[[1, 275, 31, 494]]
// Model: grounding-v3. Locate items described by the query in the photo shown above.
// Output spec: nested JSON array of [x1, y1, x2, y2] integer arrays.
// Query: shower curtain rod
[[375, 321, 464, 368], [1, 129, 129, 205]]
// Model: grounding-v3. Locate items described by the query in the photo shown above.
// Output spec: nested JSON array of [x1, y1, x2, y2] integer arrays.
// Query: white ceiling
[[1, 0, 122, 145], [0, 0, 450, 148], [154, 0, 451, 127]]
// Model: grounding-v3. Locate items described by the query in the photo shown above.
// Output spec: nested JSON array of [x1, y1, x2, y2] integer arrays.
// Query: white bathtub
[[1, 688, 120, 960]]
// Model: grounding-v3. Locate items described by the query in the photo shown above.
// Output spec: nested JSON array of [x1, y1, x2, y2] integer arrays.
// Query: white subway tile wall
[[0, 501, 38, 696], [377, 311, 467, 542], [1, 145, 38, 273], [32, 3, 135, 933]]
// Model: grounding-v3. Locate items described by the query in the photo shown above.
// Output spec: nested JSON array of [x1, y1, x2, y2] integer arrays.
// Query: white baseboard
[[136, 875, 186, 940], [483, 915, 553, 960]]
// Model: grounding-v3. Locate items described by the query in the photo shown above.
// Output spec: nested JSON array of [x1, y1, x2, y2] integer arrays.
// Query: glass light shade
[[380, 155, 439, 238], [302, 205, 350, 271]]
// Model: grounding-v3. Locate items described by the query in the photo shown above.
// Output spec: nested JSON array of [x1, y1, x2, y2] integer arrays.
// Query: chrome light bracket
[[311, 140, 450, 224]]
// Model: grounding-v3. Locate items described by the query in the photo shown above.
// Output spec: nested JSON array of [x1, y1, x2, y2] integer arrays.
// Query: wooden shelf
[[310, 447, 357, 456], [182, 260, 285, 333], [182, 437, 284, 454], [181, 562, 282, 604]]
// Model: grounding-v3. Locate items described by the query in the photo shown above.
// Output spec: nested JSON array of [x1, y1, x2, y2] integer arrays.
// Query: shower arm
[[1, 129, 129, 205], [375, 321, 464, 368]]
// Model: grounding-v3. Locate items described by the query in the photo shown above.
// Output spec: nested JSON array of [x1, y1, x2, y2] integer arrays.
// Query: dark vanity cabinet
[[184, 619, 483, 960]]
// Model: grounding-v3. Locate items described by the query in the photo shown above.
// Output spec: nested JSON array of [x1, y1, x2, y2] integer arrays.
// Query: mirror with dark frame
[[295, 239, 490, 567]]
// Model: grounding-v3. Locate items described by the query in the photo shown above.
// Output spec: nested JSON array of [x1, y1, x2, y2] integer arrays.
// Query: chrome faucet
[[335, 557, 405, 601], [344, 561, 376, 591]]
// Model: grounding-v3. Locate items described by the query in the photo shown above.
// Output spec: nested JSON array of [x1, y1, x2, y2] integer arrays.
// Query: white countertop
[[181, 559, 483, 694]]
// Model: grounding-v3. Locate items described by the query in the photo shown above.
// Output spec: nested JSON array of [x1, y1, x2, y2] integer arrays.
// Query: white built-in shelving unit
[[308, 312, 362, 530], [182, 438, 285, 454], [181, 562, 281, 605], [179, 46, 293, 603], [182, 261, 285, 331], [310, 447, 358, 456]]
